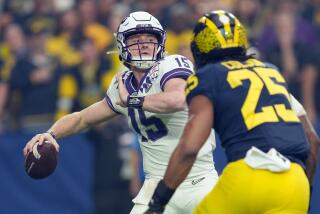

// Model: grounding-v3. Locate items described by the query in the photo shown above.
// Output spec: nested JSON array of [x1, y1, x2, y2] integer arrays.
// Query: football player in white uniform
[[23, 11, 219, 214]]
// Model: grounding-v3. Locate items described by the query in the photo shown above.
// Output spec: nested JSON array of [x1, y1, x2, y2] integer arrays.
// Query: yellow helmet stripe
[[199, 16, 227, 47], [233, 17, 240, 45], [217, 14, 233, 45]]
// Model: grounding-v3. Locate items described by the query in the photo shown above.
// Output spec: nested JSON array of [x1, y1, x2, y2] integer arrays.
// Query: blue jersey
[[186, 58, 310, 167]]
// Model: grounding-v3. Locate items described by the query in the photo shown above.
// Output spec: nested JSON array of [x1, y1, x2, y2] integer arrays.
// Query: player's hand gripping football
[[23, 132, 60, 157], [116, 72, 129, 107]]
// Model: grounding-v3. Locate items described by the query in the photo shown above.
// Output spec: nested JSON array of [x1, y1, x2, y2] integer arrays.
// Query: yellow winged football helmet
[[191, 10, 248, 68]]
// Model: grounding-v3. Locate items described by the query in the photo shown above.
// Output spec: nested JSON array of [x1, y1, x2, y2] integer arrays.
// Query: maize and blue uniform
[[186, 58, 310, 214]]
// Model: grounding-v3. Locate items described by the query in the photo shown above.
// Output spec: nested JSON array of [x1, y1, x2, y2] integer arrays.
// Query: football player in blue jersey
[[146, 10, 320, 214]]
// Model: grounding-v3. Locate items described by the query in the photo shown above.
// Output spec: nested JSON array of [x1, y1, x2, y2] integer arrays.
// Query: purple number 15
[[128, 108, 168, 142], [175, 57, 190, 68]]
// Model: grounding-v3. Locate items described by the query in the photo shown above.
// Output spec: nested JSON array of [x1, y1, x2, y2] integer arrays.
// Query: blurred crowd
[[0, 0, 320, 213], [0, 0, 320, 133]]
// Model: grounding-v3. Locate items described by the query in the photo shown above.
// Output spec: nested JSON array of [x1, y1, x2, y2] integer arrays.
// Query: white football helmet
[[115, 11, 166, 70]]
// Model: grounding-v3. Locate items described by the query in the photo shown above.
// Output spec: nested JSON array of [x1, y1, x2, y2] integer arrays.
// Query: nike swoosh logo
[[191, 177, 205, 185]]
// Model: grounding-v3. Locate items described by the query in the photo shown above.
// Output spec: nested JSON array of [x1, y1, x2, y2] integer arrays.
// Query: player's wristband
[[148, 180, 175, 211], [127, 95, 145, 109], [47, 131, 57, 140]]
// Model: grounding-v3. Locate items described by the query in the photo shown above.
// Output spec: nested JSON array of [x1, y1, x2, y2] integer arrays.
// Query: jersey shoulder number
[[159, 55, 194, 90], [185, 74, 199, 95]]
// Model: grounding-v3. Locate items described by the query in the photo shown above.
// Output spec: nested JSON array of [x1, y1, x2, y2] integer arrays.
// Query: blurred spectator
[[3, 24, 27, 58], [233, 0, 264, 43], [6, 25, 58, 133], [53, 0, 75, 13], [46, 9, 82, 67], [301, 58, 320, 132], [175, 31, 194, 63], [78, 0, 112, 52], [302, 0, 320, 37], [257, 0, 318, 110], [165, 3, 193, 55], [55, 39, 111, 120], [134, 0, 173, 27], [187, 0, 235, 22], [0, 25, 15, 128], [1, 0, 33, 27], [107, 3, 130, 33], [102, 4, 129, 89], [0, 24, 28, 130], [24, 0, 57, 35], [302, 0, 320, 132], [0, 86, 7, 132], [97, 0, 117, 26], [0, 57, 9, 132], [0, 12, 13, 40]]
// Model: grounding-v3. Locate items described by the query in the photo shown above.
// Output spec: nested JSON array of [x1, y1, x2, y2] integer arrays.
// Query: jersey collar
[[123, 63, 159, 95]]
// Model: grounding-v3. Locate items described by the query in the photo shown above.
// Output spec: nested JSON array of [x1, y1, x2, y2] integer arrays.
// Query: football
[[25, 141, 58, 179]]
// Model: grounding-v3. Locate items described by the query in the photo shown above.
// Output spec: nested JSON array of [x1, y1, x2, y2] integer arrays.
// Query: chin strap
[[130, 60, 156, 70]]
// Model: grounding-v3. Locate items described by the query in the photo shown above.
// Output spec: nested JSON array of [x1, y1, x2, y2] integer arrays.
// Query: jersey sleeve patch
[[160, 68, 193, 91]]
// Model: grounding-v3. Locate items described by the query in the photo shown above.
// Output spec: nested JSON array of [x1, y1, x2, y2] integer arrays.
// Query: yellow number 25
[[227, 67, 299, 130]]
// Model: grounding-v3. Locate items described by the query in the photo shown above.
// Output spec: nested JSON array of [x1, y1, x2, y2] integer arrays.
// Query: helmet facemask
[[124, 30, 164, 70]]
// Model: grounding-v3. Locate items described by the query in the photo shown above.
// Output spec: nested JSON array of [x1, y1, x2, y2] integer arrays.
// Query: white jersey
[[105, 54, 216, 180]]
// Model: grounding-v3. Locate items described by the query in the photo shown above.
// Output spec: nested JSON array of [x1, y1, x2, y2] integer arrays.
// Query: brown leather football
[[25, 141, 58, 179]]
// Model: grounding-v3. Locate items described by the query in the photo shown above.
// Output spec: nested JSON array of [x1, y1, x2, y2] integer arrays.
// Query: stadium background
[[0, 0, 319, 213]]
